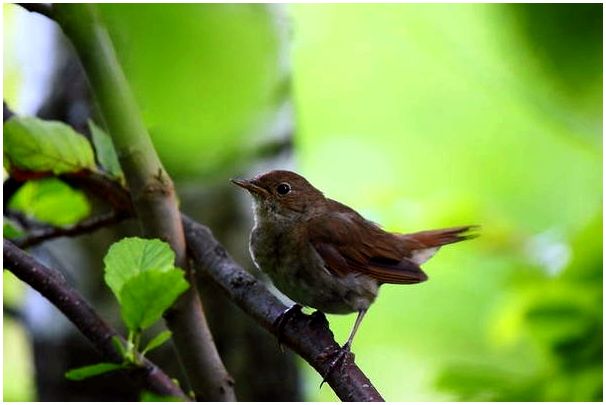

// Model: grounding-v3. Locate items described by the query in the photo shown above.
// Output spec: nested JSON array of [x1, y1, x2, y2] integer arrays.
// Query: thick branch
[[182, 216, 385, 402], [3, 239, 189, 400], [51, 5, 184, 248], [12, 211, 128, 249], [52, 4, 234, 400]]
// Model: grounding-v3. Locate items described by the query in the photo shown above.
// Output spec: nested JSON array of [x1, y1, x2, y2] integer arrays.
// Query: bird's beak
[[230, 178, 268, 197]]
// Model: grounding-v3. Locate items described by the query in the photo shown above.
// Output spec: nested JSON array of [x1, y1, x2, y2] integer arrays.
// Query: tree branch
[[52, 4, 235, 400], [182, 215, 385, 402], [5, 148, 385, 399], [12, 211, 128, 249], [7, 160, 385, 400], [5, 50, 383, 398], [3, 239, 189, 400]]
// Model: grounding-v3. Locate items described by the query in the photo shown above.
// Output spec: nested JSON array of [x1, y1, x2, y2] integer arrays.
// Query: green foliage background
[[4, 3, 602, 401], [289, 5, 602, 400]]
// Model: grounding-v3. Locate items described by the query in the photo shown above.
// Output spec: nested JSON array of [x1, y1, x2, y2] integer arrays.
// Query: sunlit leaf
[[89, 120, 124, 181], [103, 237, 176, 300], [8, 178, 90, 226], [141, 330, 172, 355], [4, 116, 96, 174], [119, 269, 189, 331], [4, 318, 35, 401], [4, 271, 26, 309], [111, 336, 127, 359], [65, 362, 124, 381]]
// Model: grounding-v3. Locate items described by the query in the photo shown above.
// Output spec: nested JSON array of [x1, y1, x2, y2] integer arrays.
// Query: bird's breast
[[249, 221, 378, 314]]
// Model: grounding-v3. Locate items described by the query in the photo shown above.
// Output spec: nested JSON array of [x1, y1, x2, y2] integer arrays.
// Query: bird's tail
[[401, 225, 479, 248], [398, 225, 479, 265]]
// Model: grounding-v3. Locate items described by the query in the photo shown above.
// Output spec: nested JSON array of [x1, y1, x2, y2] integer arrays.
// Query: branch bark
[[52, 4, 235, 400], [12, 211, 128, 249], [182, 216, 385, 402], [3, 239, 189, 400]]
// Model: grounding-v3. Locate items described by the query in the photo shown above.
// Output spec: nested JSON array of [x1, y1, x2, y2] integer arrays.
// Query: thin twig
[[61, 171, 134, 214], [3, 239, 190, 400], [4, 208, 38, 230], [12, 211, 128, 249], [182, 215, 385, 402]]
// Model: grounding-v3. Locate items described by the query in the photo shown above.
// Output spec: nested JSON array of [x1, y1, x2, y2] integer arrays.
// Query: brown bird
[[232, 170, 477, 377]]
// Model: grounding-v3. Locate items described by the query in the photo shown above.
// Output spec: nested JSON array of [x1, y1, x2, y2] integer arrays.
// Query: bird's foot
[[272, 304, 303, 351], [318, 342, 353, 388]]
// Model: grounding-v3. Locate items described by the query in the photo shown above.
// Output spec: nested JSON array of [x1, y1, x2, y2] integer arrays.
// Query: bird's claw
[[319, 342, 353, 388], [272, 304, 303, 351]]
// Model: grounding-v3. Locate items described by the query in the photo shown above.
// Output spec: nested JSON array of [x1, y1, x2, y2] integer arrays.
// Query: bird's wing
[[307, 201, 427, 284]]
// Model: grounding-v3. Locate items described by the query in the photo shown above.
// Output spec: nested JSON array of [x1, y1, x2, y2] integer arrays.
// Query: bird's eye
[[276, 183, 291, 195]]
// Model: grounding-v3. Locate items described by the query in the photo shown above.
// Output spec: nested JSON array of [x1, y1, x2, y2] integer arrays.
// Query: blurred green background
[[4, 3, 602, 401]]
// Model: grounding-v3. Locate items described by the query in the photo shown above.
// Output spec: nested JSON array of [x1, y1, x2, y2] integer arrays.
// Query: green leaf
[[111, 336, 127, 359], [103, 237, 176, 301], [4, 271, 26, 307], [119, 269, 189, 331], [4, 116, 96, 174], [88, 120, 124, 181], [142, 330, 172, 355], [3, 217, 24, 239], [140, 390, 183, 402], [65, 362, 124, 381], [8, 178, 90, 226]]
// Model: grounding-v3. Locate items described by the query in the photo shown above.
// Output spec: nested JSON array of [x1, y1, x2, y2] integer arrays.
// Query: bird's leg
[[320, 309, 367, 387], [272, 303, 303, 351]]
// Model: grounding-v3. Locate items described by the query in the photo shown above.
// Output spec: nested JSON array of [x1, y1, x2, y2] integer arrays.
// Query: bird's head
[[231, 170, 325, 223]]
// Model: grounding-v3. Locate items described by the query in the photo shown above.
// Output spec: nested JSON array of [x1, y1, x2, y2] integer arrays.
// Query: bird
[[231, 170, 477, 379]]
